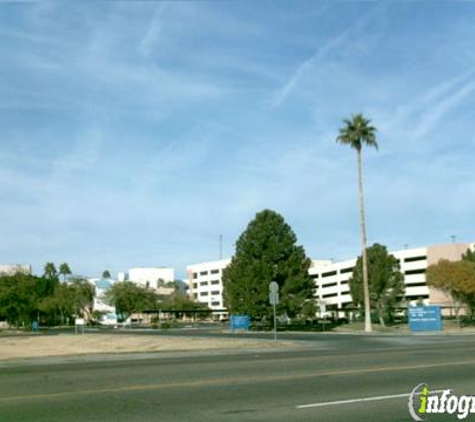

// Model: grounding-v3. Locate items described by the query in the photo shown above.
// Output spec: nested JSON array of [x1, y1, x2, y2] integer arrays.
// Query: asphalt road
[[1, 334, 474, 422]]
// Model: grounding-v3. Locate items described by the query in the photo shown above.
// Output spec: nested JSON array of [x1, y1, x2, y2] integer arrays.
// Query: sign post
[[269, 281, 279, 341], [75, 318, 86, 335]]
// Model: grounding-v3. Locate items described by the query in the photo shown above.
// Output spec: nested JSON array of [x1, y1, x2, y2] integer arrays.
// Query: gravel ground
[[0, 334, 297, 360]]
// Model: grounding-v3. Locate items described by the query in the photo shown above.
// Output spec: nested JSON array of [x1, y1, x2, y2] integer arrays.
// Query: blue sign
[[408, 305, 443, 332], [230, 315, 251, 331]]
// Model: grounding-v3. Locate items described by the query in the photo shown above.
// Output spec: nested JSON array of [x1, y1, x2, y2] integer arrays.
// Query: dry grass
[[0, 334, 295, 360]]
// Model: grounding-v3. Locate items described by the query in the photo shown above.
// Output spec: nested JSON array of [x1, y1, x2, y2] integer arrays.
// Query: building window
[[193, 273, 198, 279], [199, 271, 208, 276], [193, 293, 197, 299], [322, 292, 338, 298], [406, 282, 427, 287], [404, 256, 426, 263], [405, 294, 429, 300], [340, 267, 354, 274], [405, 269, 426, 275], [211, 301, 220, 306], [211, 269, 219, 274], [322, 282, 338, 288], [310, 274, 319, 280], [200, 281, 208, 286], [211, 290, 220, 295], [200, 292, 209, 296], [322, 270, 337, 278], [211, 280, 220, 285], [192, 283, 198, 289]]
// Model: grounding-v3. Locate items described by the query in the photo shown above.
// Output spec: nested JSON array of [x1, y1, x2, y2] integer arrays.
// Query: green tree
[[0, 272, 61, 327], [462, 248, 475, 264], [40, 278, 94, 323], [337, 113, 378, 332], [426, 259, 475, 319], [301, 299, 317, 321], [40, 283, 76, 324], [105, 282, 157, 321], [160, 292, 209, 319], [43, 262, 58, 279], [223, 209, 314, 320], [349, 243, 404, 326], [0, 273, 39, 326], [59, 263, 72, 282], [43, 262, 58, 280], [69, 278, 95, 317], [102, 270, 111, 279]]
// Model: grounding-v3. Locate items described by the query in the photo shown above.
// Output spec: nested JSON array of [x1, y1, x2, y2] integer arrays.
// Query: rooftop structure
[[0, 264, 31, 275]]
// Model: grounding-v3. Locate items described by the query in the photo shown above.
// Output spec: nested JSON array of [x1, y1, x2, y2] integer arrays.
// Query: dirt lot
[[0, 334, 295, 360]]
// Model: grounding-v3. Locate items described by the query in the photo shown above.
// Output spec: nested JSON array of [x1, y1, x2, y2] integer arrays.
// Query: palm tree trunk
[[357, 149, 372, 333]]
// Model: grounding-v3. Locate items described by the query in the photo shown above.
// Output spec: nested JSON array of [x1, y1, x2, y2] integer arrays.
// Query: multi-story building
[[186, 259, 230, 317], [187, 243, 474, 316], [127, 267, 175, 290], [309, 243, 473, 313]]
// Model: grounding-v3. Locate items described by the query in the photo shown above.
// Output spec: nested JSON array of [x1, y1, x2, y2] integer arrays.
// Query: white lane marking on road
[[297, 390, 445, 409]]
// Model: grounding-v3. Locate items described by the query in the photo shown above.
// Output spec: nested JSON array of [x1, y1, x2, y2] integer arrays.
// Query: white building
[[89, 278, 115, 313], [0, 264, 31, 275], [310, 243, 473, 312], [88, 278, 117, 325], [186, 243, 474, 315], [127, 267, 175, 290], [186, 259, 231, 316]]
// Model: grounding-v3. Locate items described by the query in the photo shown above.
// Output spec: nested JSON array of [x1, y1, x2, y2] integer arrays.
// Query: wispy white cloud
[[1, 1, 475, 277], [139, 3, 168, 58], [412, 77, 475, 139], [270, 4, 388, 109], [365, 69, 475, 156], [270, 32, 347, 109]]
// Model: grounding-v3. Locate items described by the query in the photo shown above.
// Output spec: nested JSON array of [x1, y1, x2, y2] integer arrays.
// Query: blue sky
[[1, 1, 474, 278]]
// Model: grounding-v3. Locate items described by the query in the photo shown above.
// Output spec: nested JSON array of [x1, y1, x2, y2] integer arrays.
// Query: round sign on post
[[269, 281, 279, 293]]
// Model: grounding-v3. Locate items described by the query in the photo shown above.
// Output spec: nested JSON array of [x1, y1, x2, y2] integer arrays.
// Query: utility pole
[[219, 234, 223, 260]]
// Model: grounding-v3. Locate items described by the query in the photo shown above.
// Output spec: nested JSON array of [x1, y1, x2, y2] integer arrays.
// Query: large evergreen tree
[[349, 243, 404, 326], [223, 209, 313, 319]]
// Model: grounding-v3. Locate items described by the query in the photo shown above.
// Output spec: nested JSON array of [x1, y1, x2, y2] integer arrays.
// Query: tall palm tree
[[43, 262, 58, 280], [337, 113, 378, 333], [59, 263, 72, 282]]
